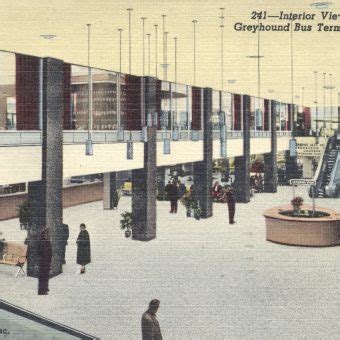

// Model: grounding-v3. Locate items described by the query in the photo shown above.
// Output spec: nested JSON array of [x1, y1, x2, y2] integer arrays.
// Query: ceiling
[[1, 0, 339, 107]]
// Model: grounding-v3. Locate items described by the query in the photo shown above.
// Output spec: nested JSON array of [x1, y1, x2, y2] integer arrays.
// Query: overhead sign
[[296, 142, 324, 156], [290, 178, 316, 186]]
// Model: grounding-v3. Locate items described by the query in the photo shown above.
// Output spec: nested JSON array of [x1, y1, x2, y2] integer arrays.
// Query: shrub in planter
[[181, 196, 201, 219], [291, 196, 303, 213], [120, 211, 133, 238]]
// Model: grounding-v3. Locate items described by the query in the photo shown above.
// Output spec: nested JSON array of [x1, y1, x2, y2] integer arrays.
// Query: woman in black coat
[[38, 228, 52, 295], [76, 223, 91, 274]]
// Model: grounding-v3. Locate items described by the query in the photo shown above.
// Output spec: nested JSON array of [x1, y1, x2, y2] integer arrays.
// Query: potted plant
[[181, 196, 195, 217], [194, 204, 202, 220], [291, 196, 303, 213], [120, 211, 133, 238]]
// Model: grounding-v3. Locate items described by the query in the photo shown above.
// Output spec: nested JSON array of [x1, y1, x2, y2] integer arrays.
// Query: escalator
[[325, 152, 340, 197], [311, 136, 340, 198]]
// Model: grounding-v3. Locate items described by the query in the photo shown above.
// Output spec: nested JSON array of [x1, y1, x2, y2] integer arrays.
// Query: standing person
[[76, 223, 91, 274], [60, 223, 69, 265], [141, 299, 163, 340], [171, 180, 179, 213], [164, 180, 172, 210], [38, 228, 52, 295], [223, 187, 236, 224], [178, 180, 186, 199]]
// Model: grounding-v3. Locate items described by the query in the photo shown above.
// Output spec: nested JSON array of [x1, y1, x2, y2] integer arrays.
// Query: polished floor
[[0, 187, 339, 339]]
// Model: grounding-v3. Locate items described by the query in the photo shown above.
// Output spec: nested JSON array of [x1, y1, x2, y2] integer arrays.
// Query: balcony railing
[[0, 129, 291, 146], [0, 130, 205, 146]]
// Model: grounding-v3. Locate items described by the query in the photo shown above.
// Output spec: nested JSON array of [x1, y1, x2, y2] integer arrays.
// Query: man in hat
[[141, 299, 163, 340], [38, 228, 52, 295]]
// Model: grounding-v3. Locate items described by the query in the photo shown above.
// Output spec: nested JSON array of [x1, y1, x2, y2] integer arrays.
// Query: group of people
[[36, 223, 91, 295], [250, 174, 264, 194], [164, 180, 186, 213]]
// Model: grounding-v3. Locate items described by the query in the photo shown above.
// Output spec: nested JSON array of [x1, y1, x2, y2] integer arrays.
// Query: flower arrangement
[[291, 196, 304, 206]]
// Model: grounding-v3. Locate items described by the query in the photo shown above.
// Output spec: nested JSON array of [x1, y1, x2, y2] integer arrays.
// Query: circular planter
[[125, 230, 131, 238], [263, 205, 340, 247]]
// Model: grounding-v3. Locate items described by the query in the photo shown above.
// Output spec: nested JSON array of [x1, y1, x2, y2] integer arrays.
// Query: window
[[221, 92, 232, 130], [71, 66, 118, 130], [0, 52, 16, 130], [212, 90, 220, 130], [172, 83, 188, 130]]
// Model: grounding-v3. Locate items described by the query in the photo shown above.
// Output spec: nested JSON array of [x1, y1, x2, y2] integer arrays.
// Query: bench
[[0, 241, 27, 277]]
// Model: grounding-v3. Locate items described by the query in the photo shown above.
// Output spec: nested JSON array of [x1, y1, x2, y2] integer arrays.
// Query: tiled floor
[[0, 187, 339, 339]]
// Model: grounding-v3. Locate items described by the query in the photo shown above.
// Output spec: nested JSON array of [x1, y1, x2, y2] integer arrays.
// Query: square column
[[27, 57, 64, 278], [286, 104, 299, 181], [234, 95, 250, 203], [132, 77, 157, 241], [103, 172, 118, 209], [264, 100, 278, 192], [193, 88, 213, 218]]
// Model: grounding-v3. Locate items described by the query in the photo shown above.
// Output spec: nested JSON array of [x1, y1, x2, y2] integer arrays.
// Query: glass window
[[91, 68, 117, 130], [212, 90, 220, 130], [71, 66, 118, 130], [233, 94, 242, 131], [172, 83, 188, 130], [221, 92, 232, 130], [280, 103, 287, 130], [0, 52, 16, 130], [250, 97, 255, 130], [276, 102, 281, 131], [120, 73, 142, 130], [160, 81, 171, 129], [71, 65, 89, 130], [255, 98, 264, 130]]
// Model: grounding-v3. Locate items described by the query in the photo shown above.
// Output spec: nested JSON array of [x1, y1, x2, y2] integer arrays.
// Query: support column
[[193, 88, 213, 218], [285, 151, 299, 181], [286, 104, 299, 181], [132, 77, 157, 241], [157, 166, 166, 200], [302, 157, 313, 178], [234, 95, 250, 203], [103, 172, 118, 209], [264, 100, 278, 192], [27, 57, 64, 278]]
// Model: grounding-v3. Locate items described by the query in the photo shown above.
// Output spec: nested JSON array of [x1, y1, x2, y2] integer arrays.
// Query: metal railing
[[250, 131, 272, 138], [0, 129, 291, 146]]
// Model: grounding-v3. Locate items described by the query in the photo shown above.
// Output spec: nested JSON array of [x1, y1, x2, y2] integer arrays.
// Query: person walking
[[169, 180, 179, 213], [141, 299, 163, 340], [224, 187, 236, 224], [76, 223, 91, 274], [38, 228, 52, 295], [60, 223, 69, 265]]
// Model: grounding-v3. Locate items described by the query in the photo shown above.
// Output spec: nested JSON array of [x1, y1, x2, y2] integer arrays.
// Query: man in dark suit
[[141, 299, 163, 340], [60, 223, 69, 265], [225, 187, 236, 224]]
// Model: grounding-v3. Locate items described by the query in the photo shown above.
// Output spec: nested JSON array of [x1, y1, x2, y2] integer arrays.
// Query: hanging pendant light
[[85, 23, 93, 156], [163, 138, 170, 154]]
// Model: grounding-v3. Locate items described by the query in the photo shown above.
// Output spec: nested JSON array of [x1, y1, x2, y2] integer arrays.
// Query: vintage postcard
[[0, 0, 339, 339]]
